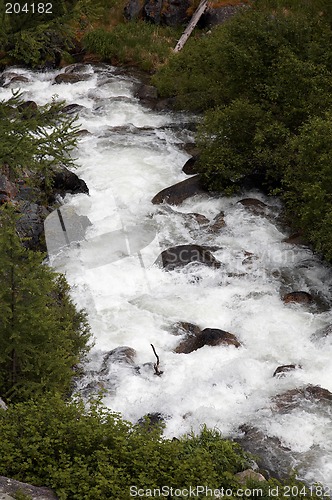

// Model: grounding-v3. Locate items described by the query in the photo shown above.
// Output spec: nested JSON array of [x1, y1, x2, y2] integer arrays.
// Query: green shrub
[[0, 396, 322, 499]]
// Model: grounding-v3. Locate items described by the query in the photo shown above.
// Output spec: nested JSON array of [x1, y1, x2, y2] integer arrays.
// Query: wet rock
[[238, 198, 269, 216], [182, 155, 199, 175], [311, 324, 332, 341], [181, 212, 209, 229], [152, 175, 207, 205], [272, 385, 332, 413], [273, 364, 301, 378], [100, 346, 137, 374], [208, 211, 226, 232], [236, 425, 293, 480], [54, 73, 90, 84], [282, 291, 313, 305], [61, 103, 85, 114], [156, 244, 221, 271], [64, 63, 90, 74], [235, 469, 266, 485], [170, 321, 202, 336], [138, 412, 165, 429], [0, 476, 57, 499], [175, 326, 241, 354], [0, 175, 18, 203], [50, 166, 89, 198], [135, 83, 157, 101]]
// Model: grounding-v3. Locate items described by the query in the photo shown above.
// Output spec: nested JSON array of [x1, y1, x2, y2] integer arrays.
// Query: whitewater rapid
[[1, 64, 332, 487]]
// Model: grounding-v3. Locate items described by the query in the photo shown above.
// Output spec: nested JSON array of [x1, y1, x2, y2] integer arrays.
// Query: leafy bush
[[0, 395, 321, 499]]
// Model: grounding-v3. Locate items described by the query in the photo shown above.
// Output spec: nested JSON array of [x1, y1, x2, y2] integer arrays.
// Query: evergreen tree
[[0, 207, 91, 401]]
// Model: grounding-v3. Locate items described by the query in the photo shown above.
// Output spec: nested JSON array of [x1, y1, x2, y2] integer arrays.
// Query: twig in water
[[151, 344, 163, 376]]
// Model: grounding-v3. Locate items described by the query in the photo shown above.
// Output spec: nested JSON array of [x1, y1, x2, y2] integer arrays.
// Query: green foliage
[[0, 92, 78, 189], [0, 207, 91, 401], [0, 395, 320, 499], [154, 4, 332, 261], [83, 22, 179, 71]]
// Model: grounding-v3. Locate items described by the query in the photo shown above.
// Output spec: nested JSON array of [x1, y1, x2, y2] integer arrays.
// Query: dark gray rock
[[144, 0, 191, 26], [152, 175, 207, 205], [124, 0, 145, 19], [50, 166, 89, 198], [156, 244, 221, 270], [200, 4, 244, 29]]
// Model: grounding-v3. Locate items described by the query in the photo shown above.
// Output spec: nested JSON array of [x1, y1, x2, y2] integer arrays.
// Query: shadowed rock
[[152, 175, 207, 205], [155, 244, 221, 271], [50, 166, 89, 198], [182, 155, 199, 175]]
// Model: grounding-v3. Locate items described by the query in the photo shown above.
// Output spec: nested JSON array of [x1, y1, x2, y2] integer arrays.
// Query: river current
[[1, 64, 332, 488]]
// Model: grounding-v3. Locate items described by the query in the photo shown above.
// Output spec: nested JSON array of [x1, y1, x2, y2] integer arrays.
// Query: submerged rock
[[238, 198, 270, 216], [273, 364, 301, 378], [272, 385, 332, 413], [152, 175, 207, 205], [208, 211, 226, 232], [100, 346, 137, 374], [155, 244, 221, 271]]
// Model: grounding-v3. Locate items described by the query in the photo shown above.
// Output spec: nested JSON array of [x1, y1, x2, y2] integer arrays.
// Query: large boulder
[[152, 175, 206, 205], [156, 244, 221, 270], [175, 325, 241, 354]]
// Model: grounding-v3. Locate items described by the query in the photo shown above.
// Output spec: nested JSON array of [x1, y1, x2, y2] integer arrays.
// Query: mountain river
[[1, 64, 332, 489]]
